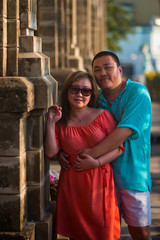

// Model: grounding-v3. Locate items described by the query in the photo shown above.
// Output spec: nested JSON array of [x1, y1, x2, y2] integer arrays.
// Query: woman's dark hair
[[92, 51, 121, 67], [59, 71, 98, 125]]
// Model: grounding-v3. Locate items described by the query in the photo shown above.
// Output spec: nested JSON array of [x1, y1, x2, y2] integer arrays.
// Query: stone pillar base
[[0, 223, 35, 240]]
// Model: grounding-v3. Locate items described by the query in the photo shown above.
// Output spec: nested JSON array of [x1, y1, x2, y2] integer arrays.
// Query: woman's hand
[[74, 153, 99, 171], [47, 105, 62, 123]]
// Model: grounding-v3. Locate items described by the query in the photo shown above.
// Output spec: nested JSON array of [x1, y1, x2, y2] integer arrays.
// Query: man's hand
[[74, 153, 98, 171], [58, 150, 70, 170]]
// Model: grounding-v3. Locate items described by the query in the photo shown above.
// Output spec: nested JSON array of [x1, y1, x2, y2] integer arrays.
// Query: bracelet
[[97, 158, 101, 167]]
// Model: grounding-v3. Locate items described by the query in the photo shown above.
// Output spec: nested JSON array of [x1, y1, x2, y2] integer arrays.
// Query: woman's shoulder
[[90, 108, 112, 122], [91, 107, 104, 114]]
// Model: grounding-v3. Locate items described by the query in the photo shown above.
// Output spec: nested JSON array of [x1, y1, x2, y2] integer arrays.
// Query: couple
[[45, 51, 152, 240]]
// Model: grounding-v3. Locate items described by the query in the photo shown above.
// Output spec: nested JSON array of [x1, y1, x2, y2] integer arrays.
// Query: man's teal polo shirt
[[98, 79, 152, 192]]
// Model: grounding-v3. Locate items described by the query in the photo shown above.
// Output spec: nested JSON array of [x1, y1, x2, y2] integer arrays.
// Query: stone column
[[91, 0, 106, 54], [37, 0, 59, 70], [7, 0, 20, 76], [0, 0, 58, 239], [0, 0, 7, 76], [77, 0, 94, 72], [97, 0, 106, 51], [67, 0, 84, 70]]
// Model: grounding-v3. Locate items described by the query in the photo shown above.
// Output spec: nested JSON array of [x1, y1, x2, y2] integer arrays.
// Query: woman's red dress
[[55, 110, 120, 240]]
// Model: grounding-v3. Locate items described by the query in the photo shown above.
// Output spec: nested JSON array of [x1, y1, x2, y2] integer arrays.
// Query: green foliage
[[146, 72, 160, 101], [107, 0, 134, 52]]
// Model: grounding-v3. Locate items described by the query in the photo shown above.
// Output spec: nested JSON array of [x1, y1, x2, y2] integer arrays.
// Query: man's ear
[[119, 65, 123, 75]]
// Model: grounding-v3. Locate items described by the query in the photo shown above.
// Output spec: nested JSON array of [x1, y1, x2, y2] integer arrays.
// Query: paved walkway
[[50, 102, 160, 239]]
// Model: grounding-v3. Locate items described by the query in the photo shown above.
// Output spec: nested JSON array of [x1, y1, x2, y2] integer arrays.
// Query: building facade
[[115, 0, 160, 25], [114, 0, 160, 80]]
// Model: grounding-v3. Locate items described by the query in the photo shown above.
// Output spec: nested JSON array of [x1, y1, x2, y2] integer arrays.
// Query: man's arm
[[80, 127, 133, 158]]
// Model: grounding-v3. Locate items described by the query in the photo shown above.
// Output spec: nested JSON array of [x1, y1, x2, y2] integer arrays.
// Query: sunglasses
[[68, 85, 92, 96]]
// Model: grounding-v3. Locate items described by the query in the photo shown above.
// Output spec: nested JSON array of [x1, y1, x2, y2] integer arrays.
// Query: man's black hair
[[92, 51, 121, 67]]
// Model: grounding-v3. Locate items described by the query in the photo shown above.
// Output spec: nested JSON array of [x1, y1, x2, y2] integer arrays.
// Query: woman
[[45, 71, 123, 240]]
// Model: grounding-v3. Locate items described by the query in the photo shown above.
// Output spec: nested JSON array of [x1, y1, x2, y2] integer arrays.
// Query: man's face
[[92, 55, 122, 91]]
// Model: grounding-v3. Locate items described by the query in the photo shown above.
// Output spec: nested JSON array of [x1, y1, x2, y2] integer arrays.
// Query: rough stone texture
[[0, 223, 35, 240], [20, 12, 37, 31], [0, 47, 7, 76], [19, 36, 42, 53], [0, 0, 7, 18], [0, 77, 34, 112], [18, 53, 49, 77], [27, 110, 44, 150], [0, 153, 26, 194], [7, 0, 19, 19], [0, 113, 27, 156], [27, 148, 44, 184], [27, 180, 46, 221], [30, 76, 58, 108], [0, 189, 27, 232], [7, 19, 20, 47], [35, 210, 53, 240], [0, 18, 7, 47], [7, 47, 19, 76]]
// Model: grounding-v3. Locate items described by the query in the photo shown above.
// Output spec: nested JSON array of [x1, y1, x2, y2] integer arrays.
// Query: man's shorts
[[116, 188, 151, 227]]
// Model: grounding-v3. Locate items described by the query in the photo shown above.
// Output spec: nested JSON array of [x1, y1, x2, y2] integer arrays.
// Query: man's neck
[[103, 80, 126, 106]]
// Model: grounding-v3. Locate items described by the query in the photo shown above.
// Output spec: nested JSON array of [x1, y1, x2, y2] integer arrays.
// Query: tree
[[107, 0, 134, 52]]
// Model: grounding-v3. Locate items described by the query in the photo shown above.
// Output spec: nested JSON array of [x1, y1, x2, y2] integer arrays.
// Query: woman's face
[[68, 77, 92, 109]]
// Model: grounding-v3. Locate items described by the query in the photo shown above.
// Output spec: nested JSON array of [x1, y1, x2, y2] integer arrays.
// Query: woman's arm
[[44, 106, 62, 159], [74, 147, 123, 171]]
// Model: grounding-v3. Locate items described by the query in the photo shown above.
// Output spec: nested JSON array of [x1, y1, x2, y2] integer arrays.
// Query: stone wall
[[0, 0, 106, 239], [0, 0, 57, 239]]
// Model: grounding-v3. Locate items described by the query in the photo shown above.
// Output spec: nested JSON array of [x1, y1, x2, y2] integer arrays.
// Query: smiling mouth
[[101, 76, 110, 80], [100, 77, 110, 83], [74, 98, 83, 102]]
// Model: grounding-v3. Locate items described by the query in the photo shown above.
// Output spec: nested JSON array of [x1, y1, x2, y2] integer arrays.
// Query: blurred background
[[37, 0, 160, 101], [109, 0, 160, 101]]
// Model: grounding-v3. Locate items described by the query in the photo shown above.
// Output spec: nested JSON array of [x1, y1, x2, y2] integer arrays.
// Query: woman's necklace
[[70, 108, 90, 124], [70, 116, 84, 124]]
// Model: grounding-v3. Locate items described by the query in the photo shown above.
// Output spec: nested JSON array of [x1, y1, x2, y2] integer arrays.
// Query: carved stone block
[[0, 114, 27, 156], [27, 148, 44, 184], [7, 47, 18, 76], [0, 0, 7, 18], [18, 53, 49, 77], [7, 0, 19, 19], [36, 211, 53, 240], [7, 19, 20, 47], [0, 154, 26, 194], [27, 182, 45, 221], [0, 77, 34, 112], [19, 36, 42, 53], [0, 47, 7, 76], [0, 18, 7, 47], [27, 112, 44, 150], [0, 189, 27, 231]]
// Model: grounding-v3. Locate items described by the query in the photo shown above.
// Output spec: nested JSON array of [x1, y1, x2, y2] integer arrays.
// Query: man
[[60, 51, 152, 240]]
